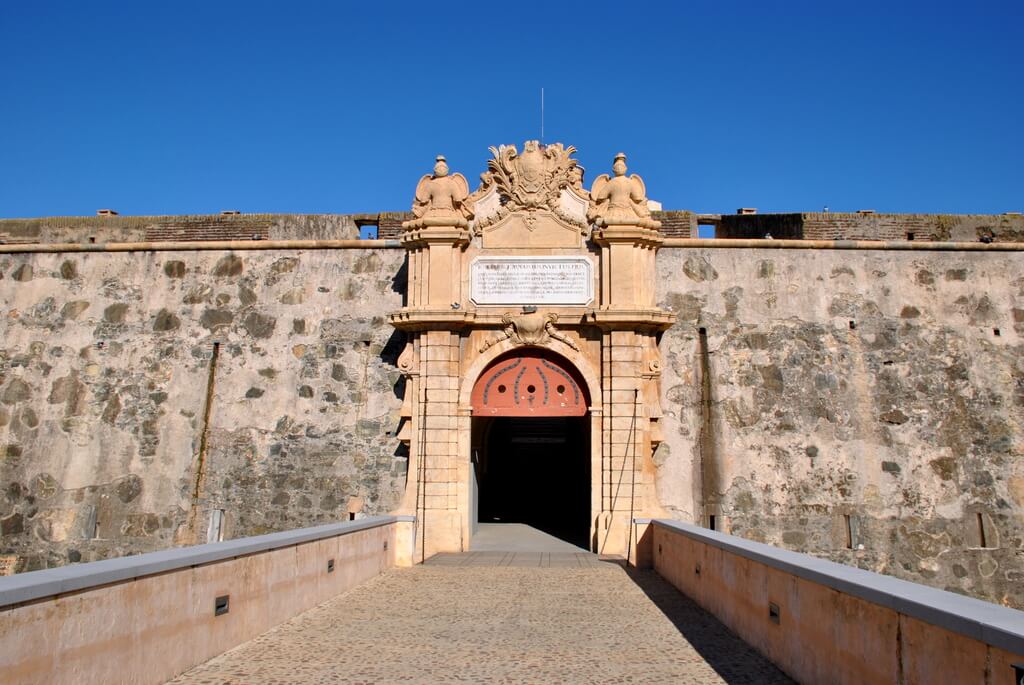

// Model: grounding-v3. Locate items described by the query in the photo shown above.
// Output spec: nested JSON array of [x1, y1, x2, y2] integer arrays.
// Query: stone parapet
[[0, 516, 413, 685], [717, 212, 1024, 243], [650, 519, 1024, 684]]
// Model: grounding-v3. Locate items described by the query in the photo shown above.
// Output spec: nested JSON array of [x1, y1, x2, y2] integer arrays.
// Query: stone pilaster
[[391, 217, 473, 560], [591, 223, 673, 556]]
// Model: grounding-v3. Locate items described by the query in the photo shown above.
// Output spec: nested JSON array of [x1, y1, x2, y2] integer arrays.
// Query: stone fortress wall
[[0, 244, 408, 570], [0, 213, 1021, 608]]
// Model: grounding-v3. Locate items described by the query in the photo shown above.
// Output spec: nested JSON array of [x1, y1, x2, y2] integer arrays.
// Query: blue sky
[[1, 1, 1021, 217]]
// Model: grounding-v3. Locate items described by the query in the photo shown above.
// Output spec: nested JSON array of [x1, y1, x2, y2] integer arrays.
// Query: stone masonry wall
[[1, 231, 1022, 611], [657, 247, 1024, 608], [719, 212, 1024, 243], [0, 247, 407, 571], [0, 214, 372, 245]]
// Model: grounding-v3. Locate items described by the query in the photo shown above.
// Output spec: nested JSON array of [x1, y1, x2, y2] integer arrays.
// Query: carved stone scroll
[[479, 311, 579, 352]]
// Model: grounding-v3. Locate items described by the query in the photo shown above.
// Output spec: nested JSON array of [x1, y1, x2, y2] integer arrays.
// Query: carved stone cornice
[[399, 226, 472, 248], [591, 224, 664, 248], [585, 307, 676, 331], [389, 308, 476, 331], [402, 216, 470, 231]]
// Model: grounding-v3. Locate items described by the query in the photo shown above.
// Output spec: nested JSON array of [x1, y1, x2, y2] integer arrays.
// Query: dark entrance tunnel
[[473, 415, 590, 549]]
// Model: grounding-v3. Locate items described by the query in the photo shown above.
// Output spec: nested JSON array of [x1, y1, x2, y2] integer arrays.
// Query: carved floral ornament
[[480, 310, 579, 353], [405, 144, 659, 232], [470, 141, 590, 233]]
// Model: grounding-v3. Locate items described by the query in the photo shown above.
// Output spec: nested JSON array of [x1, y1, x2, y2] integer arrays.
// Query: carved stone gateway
[[390, 144, 673, 561]]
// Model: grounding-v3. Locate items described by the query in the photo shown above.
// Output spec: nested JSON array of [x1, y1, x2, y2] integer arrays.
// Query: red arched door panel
[[472, 351, 588, 417]]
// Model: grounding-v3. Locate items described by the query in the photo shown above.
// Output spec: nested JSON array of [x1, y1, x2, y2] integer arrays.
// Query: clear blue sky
[[1, 1, 1021, 217]]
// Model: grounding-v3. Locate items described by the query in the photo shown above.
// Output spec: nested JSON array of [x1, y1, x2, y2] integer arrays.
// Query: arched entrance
[[470, 349, 591, 549]]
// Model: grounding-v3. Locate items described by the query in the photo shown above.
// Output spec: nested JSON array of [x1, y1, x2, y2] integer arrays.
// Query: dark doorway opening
[[473, 415, 590, 549]]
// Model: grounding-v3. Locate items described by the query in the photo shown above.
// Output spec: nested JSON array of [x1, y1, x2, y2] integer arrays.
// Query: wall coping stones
[[0, 237, 1021, 254], [0, 515, 411, 609], [649, 519, 1024, 656], [660, 238, 1024, 251], [0, 239, 403, 253]]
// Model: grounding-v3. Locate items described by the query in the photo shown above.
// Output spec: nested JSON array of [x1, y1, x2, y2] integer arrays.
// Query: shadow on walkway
[[622, 564, 795, 684]]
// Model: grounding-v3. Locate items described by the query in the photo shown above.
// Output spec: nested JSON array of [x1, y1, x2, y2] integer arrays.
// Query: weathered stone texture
[[718, 212, 1024, 242], [0, 214, 368, 244], [657, 247, 1024, 608], [1, 237, 1021, 609], [0, 249, 407, 570]]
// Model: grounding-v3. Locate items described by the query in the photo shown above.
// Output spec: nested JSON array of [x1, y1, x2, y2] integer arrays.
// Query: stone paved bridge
[[4, 518, 1021, 684], [169, 553, 793, 684]]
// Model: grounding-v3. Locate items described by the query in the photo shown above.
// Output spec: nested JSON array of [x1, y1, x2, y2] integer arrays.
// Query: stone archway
[[469, 349, 593, 549], [390, 141, 673, 562]]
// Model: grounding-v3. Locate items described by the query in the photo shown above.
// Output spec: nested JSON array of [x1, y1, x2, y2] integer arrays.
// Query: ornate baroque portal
[[390, 144, 674, 560]]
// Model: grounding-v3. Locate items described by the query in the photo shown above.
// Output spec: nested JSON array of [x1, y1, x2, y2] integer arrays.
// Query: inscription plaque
[[470, 256, 593, 306]]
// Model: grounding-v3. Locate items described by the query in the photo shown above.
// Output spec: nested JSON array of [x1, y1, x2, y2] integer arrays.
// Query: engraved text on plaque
[[470, 257, 593, 305]]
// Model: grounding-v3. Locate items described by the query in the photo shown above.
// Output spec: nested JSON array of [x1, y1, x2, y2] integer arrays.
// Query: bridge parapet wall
[[0, 515, 415, 685], [646, 519, 1024, 685]]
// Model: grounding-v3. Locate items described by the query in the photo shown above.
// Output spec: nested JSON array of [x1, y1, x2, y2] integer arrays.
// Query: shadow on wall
[[392, 255, 409, 306], [623, 565, 796, 684]]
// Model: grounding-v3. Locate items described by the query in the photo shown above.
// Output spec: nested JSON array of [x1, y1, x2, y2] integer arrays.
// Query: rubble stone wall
[[0, 247, 408, 571], [718, 212, 1024, 242], [1, 237, 1021, 610], [657, 247, 1024, 608]]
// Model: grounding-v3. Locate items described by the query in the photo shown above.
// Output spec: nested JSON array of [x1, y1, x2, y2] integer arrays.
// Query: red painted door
[[471, 351, 587, 417]]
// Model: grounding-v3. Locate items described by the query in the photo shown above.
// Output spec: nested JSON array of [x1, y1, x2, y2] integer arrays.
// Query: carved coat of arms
[[469, 140, 590, 234]]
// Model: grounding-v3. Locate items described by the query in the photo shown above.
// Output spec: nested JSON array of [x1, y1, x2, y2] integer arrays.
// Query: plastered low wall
[[0, 515, 415, 685], [648, 520, 1024, 685]]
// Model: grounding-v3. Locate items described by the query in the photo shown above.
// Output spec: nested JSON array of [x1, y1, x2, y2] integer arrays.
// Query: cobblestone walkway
[[169, 559, 794, 684]]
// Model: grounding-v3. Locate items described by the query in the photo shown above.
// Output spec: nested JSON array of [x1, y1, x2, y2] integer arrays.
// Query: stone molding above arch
[[458, 338, 602, 415], [470, 350, 588, 417]]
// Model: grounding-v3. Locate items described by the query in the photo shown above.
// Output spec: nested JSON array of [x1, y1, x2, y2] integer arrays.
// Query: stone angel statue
[[587, 153, 652, 226], [411, 155, 473, 223]]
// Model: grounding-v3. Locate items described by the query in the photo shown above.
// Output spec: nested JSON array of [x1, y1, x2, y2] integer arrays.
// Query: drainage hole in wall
[[769, 602, 780, 624], [849, 320, 857, 330], [327, 559, 335, 573], [993, 328, 1001, 337], [383, 540, 388, 551], [214, 595, 230, 616], [695, 562, 701, 576]]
